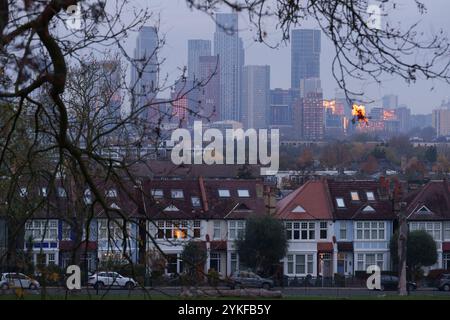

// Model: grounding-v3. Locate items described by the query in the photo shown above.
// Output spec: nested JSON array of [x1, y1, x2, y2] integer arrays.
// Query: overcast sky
[[122, 0, 450, 114]]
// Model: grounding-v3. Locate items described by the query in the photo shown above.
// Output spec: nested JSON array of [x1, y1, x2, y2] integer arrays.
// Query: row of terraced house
[[1, 177, 450, 278]]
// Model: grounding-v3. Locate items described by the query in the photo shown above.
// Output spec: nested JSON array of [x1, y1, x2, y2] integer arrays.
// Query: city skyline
[[127, 0, 450, 114]]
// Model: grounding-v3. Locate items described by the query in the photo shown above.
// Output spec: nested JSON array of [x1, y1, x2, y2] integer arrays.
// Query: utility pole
[[397, 201, 408, 296]]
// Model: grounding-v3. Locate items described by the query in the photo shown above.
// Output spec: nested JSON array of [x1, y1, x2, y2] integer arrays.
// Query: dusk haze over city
[[1, 0, 450, 312]]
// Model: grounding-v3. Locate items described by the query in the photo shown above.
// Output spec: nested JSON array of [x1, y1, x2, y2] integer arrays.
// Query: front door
[[318, 253, 333, 278]]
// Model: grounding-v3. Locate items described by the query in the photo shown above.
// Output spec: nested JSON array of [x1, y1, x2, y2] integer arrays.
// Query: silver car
[[229, 271, 274, 290], [88, 272, 137, 290], [0, 272, 40, 290]]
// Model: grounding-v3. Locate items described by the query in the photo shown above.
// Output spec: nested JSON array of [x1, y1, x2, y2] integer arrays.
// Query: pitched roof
[[140, 178, 267, 220], [327, 180, 394, 220], [275, 180, 333, 220], [404, 180, 450, 221]]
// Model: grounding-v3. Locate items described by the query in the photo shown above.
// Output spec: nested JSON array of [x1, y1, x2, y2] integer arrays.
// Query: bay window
[[286, 254, 314, 275]]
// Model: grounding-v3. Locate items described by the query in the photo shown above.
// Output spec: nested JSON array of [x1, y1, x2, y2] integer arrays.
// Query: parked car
[[228, 271, 274, 290], [376, 275, 416, 292], [437, 274, 450, 291], [0, 273, 40, 290], [88, 272, 137, 290]]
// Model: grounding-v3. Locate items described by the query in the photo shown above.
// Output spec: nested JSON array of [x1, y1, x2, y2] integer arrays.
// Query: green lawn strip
[[0, 294, 450, 301]]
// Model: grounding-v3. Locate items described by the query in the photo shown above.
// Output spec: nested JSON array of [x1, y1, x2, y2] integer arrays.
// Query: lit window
[[350, 192, 360, 201], [366, 192, 375, 201], [237, 189, 250, 197], [151, 189, 164, 199], [171, 190, 184, 199], [336, 198, 345, 208], [218, 189, 230, 198], [191, 196, 201, 207]]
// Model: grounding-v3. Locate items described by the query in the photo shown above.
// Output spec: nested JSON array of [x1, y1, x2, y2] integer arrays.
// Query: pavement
[[2, 286, 449, 298]]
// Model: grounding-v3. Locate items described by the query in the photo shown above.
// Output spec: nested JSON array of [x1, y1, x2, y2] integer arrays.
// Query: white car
[[88, 272, 137, 290], [0, 272, 40, 290]]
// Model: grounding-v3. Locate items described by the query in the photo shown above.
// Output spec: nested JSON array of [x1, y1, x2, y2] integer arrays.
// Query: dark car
[[437, 274, 450, 291], [228, 271, 274, 290], [378, 275, 417, 292]]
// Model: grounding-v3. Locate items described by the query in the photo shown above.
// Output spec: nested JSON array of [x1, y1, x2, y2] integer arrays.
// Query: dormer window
[[350, 191, 360, 201], [171, 190, 184, 199], [237, 189, 250, 198], [362, 205, 375, 212], [417, 205, 431, 214], [292, 205, 306, 213], [151, 189, 164, 199], [336, 197, 345, 208], [366, 191, 375, 201], [218, 189, 230, 198], [106, 189, 117, 198]]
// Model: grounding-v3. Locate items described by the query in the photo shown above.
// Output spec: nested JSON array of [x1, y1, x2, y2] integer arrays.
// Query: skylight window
[[171, 190, 184, 199], [336, 197, 345, 208], [366, 191, 375, 201], [151, 189, 164, 199], [191, 196, 201, 207], [350, 191, 360, 201], [218, 189, 231, 198], [292, 205, 306, 213], [237, 189, 250, 197]]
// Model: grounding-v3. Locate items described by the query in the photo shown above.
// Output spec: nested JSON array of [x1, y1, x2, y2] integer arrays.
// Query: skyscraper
[[382, 94, 399, 109], [198, 55, 220, 121], [242, 65, 270, 129], [301, 78, 324, 141], [214, 13, 244, 122], [291, 29, 321, 91], [130, 26, 159, 115], [188, 39, 211, 80]]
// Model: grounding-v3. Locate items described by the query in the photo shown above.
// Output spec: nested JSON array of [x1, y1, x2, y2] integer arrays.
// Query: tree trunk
[[398, 207, 408, 296]]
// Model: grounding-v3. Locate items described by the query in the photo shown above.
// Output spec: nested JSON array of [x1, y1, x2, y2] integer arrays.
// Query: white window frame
[[409, 222, 441, 241], [339, 223, 347, 240], [218, 189, 231, 198], [350, 191, 360, 201], [286, 254, 314, 276], [366, 191, 375, 201], [228, 221, 245, 240], [356, 253, 384, 271], [151, 189, 164, 199], [213, 221, 221, 240], [355, 221, 385, 240], [237, 189, 250, 198], [171, 189, 184, 199], [191, 196, 201, 207], [319, 221, 328, 240], [25, 220, 58, 241], [444, 222, 450, 241], [336, 197, 345, 208]]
